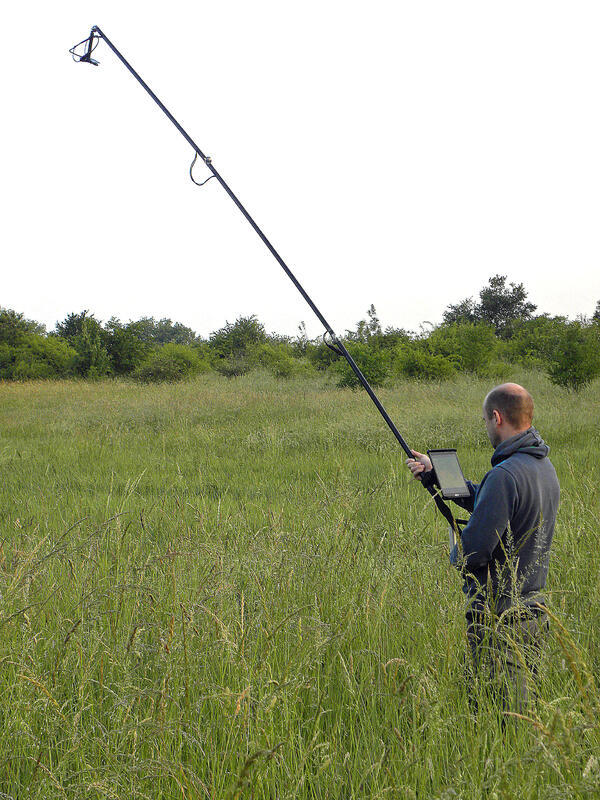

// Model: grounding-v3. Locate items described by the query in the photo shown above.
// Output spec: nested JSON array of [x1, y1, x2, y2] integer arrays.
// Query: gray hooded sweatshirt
[[450, 427, 560, 613]]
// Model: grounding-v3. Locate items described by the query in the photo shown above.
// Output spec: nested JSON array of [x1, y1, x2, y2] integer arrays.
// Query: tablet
[[427, 449, 471, 499]]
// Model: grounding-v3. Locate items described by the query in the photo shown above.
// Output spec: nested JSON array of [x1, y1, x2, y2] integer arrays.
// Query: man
[[406, 383, 560, 710]]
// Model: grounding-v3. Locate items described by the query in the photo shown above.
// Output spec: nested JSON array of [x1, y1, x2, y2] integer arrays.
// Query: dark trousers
[[465, 606, 549, 714]]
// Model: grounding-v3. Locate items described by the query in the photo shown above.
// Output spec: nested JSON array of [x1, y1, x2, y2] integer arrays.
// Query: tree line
[[1, 276, 599, 391]]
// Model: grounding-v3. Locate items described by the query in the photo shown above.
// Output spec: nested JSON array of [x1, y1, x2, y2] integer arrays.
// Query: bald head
[[484, 383, 534, 430]]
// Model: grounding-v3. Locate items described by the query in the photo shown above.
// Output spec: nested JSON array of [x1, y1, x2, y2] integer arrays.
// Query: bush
[[305, 340, 340, 371], [443, 274, 536, 337], [72, 318, 111, 378], [505, 316, 568, 369], [11, 358, 54, 380], [427, 322, 497, 374], [0, 308, 45, 345], [209, 315, 267, 359], [131, 317, 195, 345], [546, 322, 600, 391], [0, 335, 77, 380], [392, 344, 456, 380], [334, 342, 390, 388], [256, 343, 308, 379], [214, 353, 253, 378], [0, 342, 14, 376], [134, 343, 209, 383], [105, 323, 151, 375], [483, 359, 514, 382]]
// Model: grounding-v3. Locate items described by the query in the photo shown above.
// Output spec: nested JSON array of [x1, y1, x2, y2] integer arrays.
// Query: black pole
[[71, 25, 464, 533], [86, 25, 417, 460]]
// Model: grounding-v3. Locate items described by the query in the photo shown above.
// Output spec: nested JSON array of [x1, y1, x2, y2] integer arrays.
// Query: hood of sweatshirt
[[491, 426, 550, 467]]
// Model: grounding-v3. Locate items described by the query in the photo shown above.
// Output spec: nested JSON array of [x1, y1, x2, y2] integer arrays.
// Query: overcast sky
[[2, 1, 599, 339]]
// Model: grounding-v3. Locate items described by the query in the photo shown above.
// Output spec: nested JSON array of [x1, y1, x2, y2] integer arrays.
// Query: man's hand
[[405, 450, 433, 481]]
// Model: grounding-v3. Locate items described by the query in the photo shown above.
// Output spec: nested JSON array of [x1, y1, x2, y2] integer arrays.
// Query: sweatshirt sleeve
[[420, 469, 478, 514], [450, 480, 478, 513], [458, 467, 518, 571]]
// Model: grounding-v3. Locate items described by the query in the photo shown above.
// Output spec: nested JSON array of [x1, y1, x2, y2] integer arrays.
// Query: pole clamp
[[323, 331, 344, 357], [190, 152, 215, 186]]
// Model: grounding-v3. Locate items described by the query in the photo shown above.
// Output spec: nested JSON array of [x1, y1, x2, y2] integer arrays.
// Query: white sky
[[2, 1, 599, 339]]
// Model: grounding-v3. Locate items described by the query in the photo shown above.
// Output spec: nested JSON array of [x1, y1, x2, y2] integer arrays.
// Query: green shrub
[[256, 343, 308, 379], [0, 335, 77, 380], [209, 315, 267, 359], [0, 308, 45, 345], [306, 340, 340, 371], [483, 359, 514, 381], [546, 322, 600, 391], [11, 358, 54, 380], [214, 353, 254, 378], [72, 318, 111, 378], [131, 317, 195, 345], [334, 342, 390, 388], [105, 323, 151, 375], [443, 274, 536, 337], [392, 345, 456, 381], [427, 322, 497, 374], [134, 343, 209, 383], [505, 316, 568, 368], [0, 342, 13, 376]]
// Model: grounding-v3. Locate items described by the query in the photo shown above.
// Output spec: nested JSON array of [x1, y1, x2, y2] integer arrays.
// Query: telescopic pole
[[69, 26, 462, 532], [87, 25, 415, 458]]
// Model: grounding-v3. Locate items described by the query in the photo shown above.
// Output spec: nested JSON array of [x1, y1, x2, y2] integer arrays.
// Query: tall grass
[[0, 372, 599, 798]]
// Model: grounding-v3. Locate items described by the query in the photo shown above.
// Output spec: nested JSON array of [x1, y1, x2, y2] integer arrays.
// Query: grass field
[[0, 371, 599, 799]]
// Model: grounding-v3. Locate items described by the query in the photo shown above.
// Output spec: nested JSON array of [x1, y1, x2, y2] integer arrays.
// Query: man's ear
[[493, 409, 502, 426]]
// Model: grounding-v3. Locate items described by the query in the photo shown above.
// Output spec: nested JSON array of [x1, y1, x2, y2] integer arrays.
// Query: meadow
[[0, 371, 598, 799]]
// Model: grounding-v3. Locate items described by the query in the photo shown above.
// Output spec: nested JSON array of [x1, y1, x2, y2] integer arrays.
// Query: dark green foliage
[[54, 310, 92, 342], [54, 311, 110, 378], [104, 319, 151, 375], [1, 310, 62, 379], [214, 353, 254, 378], [443, 275, 536, 337], [0, 307, 45, 345], [209, 316, 288, 379], [478, 274, 536, 336], [2, 285, 599, 391], [0, 334, 77, 380], [131, 316, 196, 345], [209, 315, 268, 358], [393, 345, 456, 380], [134, 343, 209, 382], [73, 317, 111, 378], [305, 340, 339, 371], [427, 322, 497, 374], [335, 342, 390, 388], [191, 340, 213, 362], [56, 313, 196, 361], [505, 316, 568, 368], [546, 322, 600, 391], [0, 343, 11, 375], [256, 343, 309, 379], [375, 326, 412, 350], [442, 297, 479, 326]]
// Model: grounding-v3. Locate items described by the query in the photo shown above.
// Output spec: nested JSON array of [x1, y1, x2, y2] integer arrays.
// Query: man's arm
[[405, 450, 478, 513], [450, 481, 478, 513], [458, 467, 518, 571]]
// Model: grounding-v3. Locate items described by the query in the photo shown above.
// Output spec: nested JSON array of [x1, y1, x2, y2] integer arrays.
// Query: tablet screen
[[428, 450, 470, 499]]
